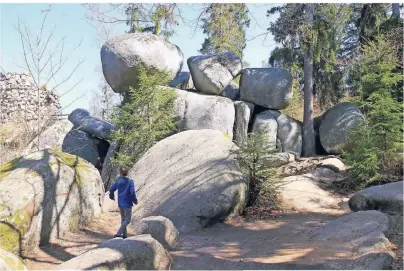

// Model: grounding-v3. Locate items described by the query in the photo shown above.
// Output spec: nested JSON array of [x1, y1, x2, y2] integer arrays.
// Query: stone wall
[[0, 72, 61, 124]]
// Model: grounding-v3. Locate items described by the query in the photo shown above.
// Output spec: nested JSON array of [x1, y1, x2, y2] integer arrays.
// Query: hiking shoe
[[122, 235, 128, 239]]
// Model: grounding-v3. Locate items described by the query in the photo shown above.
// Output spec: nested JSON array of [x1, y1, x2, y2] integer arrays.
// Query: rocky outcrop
[[23, 119, 73, 154], [188, 52, 242, 95], [101, 33, 183, 93], [68, 108, 116, 141], [128, 130, 248, 233], [132, 216, 179, 249], [309, 211, 394, 269], [0, 72, 61, 124], [240, 68, 293, 110], [173, 88, 235, 139], [278, 167, 345, 214], [57, 234, 172, 270], [0, 149, 104, 254], [62, 129, 101, 165], [319, 102, 365, 154], [101, 141, 120, 190], [0, 248, 27, 270], [233, 101, 254, 144], [349, 181, 403, 214]]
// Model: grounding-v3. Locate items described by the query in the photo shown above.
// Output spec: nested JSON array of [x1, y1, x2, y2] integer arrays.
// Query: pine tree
[[110, 64, 177, 166], [343, 35, 403, 189], [199, 4, 250, 58]]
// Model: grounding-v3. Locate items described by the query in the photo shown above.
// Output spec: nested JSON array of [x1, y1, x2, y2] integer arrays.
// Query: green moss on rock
[[0, 158, 21, 180], [0, 249, 26, 270], [0, 209, 31, 254]]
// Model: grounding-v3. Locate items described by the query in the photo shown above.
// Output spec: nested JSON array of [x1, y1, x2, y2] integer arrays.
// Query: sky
[[0, 3, 279, 114]]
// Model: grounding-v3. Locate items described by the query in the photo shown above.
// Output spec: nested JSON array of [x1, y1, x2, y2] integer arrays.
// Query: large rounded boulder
[[57, 234, 172, 270], [101, 32, 184, 93], [173, 88, 235, 139], [128, 130, 248, 233], [188, 52, 242, 95], [0, 149, 104, 254], [319, 102, 365, 154], [240, 68, 293, 110]]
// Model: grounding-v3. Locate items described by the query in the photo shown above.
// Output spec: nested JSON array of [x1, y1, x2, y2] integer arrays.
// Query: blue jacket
[[109, 177, 138, 208]]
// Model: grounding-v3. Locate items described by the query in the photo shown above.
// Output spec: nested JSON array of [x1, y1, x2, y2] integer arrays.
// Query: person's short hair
[[119, 166, 129, 177]]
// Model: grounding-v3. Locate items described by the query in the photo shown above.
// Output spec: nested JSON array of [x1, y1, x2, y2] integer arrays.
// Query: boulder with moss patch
[[0, 248, 27, 270], [0, 149, 104, 255]]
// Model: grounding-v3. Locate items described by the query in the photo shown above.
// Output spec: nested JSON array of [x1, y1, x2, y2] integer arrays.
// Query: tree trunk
[[392, 3, 400, 18], [302, 4, 316, 157]]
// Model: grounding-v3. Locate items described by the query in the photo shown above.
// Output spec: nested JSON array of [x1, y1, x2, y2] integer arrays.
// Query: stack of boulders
[[61, 108, 115, 166], [99, 32, 365, 159], [0, 72, 61, 124]]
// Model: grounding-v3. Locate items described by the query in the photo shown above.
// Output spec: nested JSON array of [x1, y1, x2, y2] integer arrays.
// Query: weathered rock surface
[[188, 52, 242, 95], [62, 129, 100, 165], [173, 88, 235, 139], [23, 119, 73, 154], [220, 80, 240, 100], [266, 152, 296, 168], [68, 108, 116, 141], [349, 181, 403, 214], [319, 102, 365, 154], [101, 141, 120, 190], [240, 68, 293, 110], [57, 234, 172, 270], [169, 71, 194, 90], [0, 248, 27, 270], [101, 32, 183, 93], [309, 211, 394, 269], [0, 149, 104, 254], [278, 168, 345, 214], [252, 111, 278, 149], [132, 216, 179, 249], [233, 101, 254, 144], [128, 130, 248, 233], [266, 110, 302, 156]]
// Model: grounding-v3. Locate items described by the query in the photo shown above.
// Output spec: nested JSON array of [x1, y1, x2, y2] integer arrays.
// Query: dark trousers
[[116, 207, 132, 236]]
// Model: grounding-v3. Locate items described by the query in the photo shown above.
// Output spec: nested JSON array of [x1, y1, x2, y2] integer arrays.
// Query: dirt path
[[24, 210, 402, 270]]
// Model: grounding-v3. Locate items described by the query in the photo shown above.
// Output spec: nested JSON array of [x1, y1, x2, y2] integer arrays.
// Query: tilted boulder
[[233, 101, 254, 144], [132, 216, 179, 249], [240, 68, 293, 110], [188, 52, 242, 95], [128, 130, 248, 233], [101, 32, 184, 93], [57, 234, 172, 270], [68, 108, 116, 141], [349, 181, 403, 214], [319, 102, 365, 154], [0, 149, 104, 254], [62, 129, 101, 165], [173, 88, 235, 139]]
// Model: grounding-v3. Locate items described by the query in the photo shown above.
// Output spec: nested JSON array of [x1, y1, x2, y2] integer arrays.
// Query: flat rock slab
[[349, 181, 403, 214], [309, 210, 394, 270]]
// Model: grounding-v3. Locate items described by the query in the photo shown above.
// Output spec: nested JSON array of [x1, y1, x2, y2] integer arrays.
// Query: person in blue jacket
[[109, 166, 138, 239]]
